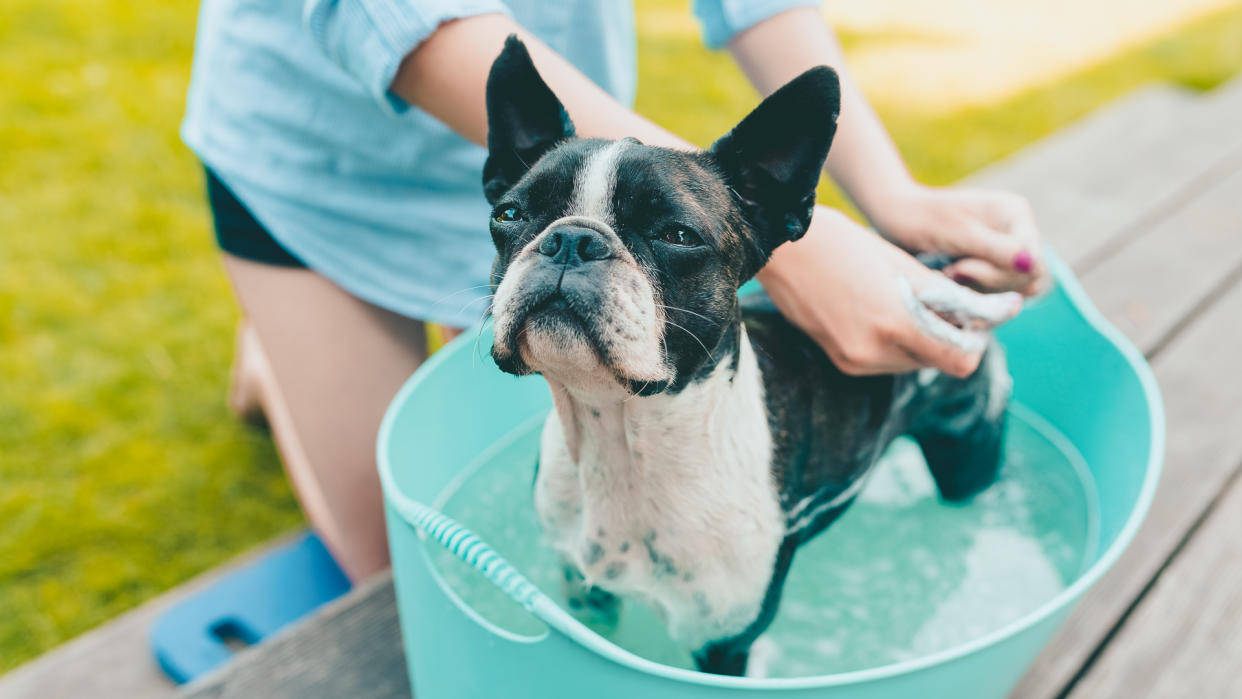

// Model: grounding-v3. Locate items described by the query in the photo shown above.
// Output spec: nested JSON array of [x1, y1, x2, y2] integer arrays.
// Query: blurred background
[[3, 0, 1241, 674]]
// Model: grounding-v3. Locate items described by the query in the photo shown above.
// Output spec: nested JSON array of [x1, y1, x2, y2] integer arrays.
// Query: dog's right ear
[[482, 36, 575, 204], [709, 66, 840, 265]]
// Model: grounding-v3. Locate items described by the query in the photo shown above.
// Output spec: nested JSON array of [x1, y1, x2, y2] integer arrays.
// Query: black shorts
[[205, 168, 306, 268]]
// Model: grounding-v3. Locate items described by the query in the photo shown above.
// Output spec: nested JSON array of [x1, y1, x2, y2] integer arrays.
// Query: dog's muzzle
[[507, 224, 617, 343], [491, 218, 671, 389]]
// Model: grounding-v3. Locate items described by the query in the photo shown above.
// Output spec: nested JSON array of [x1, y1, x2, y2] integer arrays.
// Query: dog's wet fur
[[481, 37, 1009, 676]]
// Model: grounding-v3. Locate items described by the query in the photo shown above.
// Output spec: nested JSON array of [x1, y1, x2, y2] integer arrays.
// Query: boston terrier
[[481, 37, 1012, 677]]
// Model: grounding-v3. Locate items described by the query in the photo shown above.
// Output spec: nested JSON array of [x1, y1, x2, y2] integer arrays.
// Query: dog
[[481, 36, 1011, 676]]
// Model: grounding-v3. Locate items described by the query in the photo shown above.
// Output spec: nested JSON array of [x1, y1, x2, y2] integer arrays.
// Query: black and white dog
[[482, 37, 1011, 676]]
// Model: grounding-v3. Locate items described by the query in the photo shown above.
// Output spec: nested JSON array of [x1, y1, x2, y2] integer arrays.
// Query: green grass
[[0, 1, 303, 671], [2, 0, 1241, 673]]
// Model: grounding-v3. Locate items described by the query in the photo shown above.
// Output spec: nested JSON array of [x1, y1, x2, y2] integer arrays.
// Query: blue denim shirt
[[183, 0, 818, 325]]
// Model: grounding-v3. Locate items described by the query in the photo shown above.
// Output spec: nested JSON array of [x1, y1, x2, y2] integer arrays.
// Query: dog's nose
[[537, 226, 612, 265]]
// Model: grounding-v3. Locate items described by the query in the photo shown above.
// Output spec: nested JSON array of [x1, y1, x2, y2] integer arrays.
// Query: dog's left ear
[[709, 66, 840, 261], [482, 36, 576, 204]]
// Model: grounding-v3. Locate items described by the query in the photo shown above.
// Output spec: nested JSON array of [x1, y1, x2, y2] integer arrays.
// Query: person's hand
[[866, 183, 1050, 297], [757, 208, 1023, 378]]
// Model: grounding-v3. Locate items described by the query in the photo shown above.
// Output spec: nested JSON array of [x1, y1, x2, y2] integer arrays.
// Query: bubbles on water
[[855, 437, 937, 507], [906, 529, 1063, 657], [429, 406, 1098, 678]]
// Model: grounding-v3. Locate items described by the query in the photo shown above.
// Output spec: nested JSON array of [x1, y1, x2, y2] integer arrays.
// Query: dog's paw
[[563, 565, 621, 633], [568, 585, 621, 633]]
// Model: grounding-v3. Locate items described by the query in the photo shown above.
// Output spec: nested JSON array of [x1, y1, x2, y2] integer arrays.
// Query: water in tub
[[428, 404, 1099, 678]]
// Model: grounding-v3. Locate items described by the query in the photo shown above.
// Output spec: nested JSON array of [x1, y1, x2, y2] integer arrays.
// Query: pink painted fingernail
[[953, 273, 974, 285], [1014, 250, 1033, 274]]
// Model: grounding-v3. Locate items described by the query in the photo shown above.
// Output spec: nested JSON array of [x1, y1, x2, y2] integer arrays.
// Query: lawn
[[3, 0, 1242, 673]]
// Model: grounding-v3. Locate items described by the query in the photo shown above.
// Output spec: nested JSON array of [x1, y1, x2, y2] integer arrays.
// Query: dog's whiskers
[[431, 284, 494, 307], [663, 318, 713, 365], [634, 257, 663, 286], [654, 303, 718, 326], [456, 293, 495, 316], [469, 301, 499, 368], [623, 378, 650, 403], [472, 327, 484, 368]]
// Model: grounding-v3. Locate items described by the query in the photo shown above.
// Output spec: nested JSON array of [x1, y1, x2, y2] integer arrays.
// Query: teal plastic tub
[[378, 252, 1163, 698]]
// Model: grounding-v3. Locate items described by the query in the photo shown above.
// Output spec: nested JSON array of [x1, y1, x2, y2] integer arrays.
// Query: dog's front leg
[[689, 537, 800, 677]]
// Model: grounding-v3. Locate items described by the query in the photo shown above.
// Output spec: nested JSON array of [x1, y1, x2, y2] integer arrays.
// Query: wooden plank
[[0, 533, 304, 699], [1069, 455, 1242, 698], [178, 574, 408, 699], [969, 78, 1242, 270], [1083, 158, 1242, 354], [1011, 267, 1242, 697]]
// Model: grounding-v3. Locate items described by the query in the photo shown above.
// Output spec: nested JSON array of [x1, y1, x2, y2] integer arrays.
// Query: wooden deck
[[6, 77, 1242, 699]]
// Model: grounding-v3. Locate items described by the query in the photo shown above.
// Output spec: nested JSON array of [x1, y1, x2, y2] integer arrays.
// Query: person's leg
[[220, 253, 431, 581]]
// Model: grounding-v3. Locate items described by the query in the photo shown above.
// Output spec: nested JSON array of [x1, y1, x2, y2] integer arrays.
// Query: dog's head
[[484, 37, 839, 396]]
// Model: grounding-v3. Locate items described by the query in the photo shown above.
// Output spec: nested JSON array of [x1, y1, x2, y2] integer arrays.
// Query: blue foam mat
[[150, 531, 351, 683]]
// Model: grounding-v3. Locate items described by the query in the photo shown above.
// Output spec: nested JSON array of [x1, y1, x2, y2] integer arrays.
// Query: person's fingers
[[895, 277, 988, 377], [897, 324, 984, 378], [913, 275, 1023, 329], [985, 193, 1049, 283], [818, 326, 926, 376], [893, 274, 1026, 377], [941, 257, 1027, 293], [988, 192, 1041, 248], [829, 347, 925, 376], [1021, 275, 1052, 298], [946, 254, 1052, 298], [934, 219, 1031, 274], [1008, 217, 1053, 295]]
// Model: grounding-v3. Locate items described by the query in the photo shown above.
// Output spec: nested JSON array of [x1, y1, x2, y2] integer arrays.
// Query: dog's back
[[742, 296, 1010, 544]]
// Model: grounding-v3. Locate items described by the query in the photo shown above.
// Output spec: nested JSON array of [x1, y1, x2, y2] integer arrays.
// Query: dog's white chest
[[534, 337, 784, 649]]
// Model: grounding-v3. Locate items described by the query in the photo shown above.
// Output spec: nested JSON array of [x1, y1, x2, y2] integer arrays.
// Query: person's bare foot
[[228, 322, 270, 428]]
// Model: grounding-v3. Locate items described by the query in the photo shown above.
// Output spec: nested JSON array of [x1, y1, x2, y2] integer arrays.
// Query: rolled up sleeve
[[692, 0, 822, 49], [304, 0, 511, 113]]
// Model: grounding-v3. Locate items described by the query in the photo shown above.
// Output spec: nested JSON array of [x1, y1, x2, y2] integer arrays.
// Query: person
[[182, 0, 1050, 581]]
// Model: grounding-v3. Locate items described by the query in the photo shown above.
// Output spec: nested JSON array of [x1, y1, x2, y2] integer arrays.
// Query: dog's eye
[[493, 206, 524, 223], [660, 227, 703, 247]]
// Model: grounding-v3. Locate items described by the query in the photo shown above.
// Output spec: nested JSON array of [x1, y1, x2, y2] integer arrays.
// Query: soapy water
[[426, 404, 1099, 678]]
